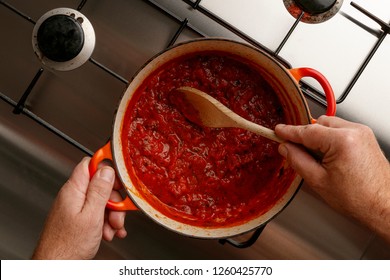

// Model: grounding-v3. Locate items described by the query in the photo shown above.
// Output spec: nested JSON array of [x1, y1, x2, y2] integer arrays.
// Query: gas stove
[[0, 0, 389, 259]]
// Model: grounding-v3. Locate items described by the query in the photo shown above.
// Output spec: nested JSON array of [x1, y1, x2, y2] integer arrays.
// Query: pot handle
[[219, 225, 266, 248], [89, 141, 137, 211], [289, 67, 336, 122]]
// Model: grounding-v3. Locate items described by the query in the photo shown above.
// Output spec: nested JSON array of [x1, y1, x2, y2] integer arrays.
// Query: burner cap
[[295, 0, 337, 15], [32, 8, 95, 71], [283, 0, 343, 24], [37, 15, 84, 62]]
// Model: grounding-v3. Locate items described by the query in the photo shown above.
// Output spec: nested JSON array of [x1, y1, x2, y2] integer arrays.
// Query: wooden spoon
[[174, 86, 284, 143]]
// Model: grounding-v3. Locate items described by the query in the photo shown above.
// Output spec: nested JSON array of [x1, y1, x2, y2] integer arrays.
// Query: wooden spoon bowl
[[175, 86, 284, 143]]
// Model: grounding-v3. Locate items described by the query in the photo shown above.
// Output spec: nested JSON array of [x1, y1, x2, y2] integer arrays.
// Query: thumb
[[84, 166, 115, 213], [279, 142, 326, 188]]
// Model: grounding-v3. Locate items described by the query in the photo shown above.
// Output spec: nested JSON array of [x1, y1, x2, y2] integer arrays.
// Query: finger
[[115, 228, 128, 239], [107, 211, 126, 231], [107, 190, 126, 230], [83, 166, 115, 213], [317, 115, 360, 128], [102, 190, 127, 241], [103, 220, 116, 241], [278, 142, 326, 188], [102, 220, 128, 241], [275, 123, 331, 152], [96, 160, 122, 191]]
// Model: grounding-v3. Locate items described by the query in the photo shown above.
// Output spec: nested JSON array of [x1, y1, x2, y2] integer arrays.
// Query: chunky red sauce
[[122, 51, 292, 227]]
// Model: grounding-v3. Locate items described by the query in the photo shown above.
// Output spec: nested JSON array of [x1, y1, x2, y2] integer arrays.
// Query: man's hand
[[32, 157, 127, 259], [275, 116, 390, 243]]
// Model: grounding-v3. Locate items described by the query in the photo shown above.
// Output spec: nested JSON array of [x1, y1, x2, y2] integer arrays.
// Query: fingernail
[[99, 167, 115, 183], [278, 144, 288, 158]]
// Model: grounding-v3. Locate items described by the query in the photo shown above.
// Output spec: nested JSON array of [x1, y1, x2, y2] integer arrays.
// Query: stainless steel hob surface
[[0, 0, 389, 259]]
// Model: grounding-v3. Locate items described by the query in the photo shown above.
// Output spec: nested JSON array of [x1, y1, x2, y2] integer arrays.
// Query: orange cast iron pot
[[89, 39, 336, 239]]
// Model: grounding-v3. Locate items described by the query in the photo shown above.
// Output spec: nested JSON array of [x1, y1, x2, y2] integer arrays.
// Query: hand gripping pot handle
[[289, 67, 336, 121], [89, 142, 137, 211]]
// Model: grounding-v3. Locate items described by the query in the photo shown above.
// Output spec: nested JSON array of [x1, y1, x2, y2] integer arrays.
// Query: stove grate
[[0, 0, 389, 158]]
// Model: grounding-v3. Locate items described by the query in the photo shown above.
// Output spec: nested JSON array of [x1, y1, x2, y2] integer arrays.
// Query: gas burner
[[283, 0, 343, 24], [32, 8, 95, 71]]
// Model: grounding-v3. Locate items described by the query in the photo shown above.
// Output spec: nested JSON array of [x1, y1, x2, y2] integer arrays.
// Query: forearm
[[333, 155, 390, 244], [363, 171, 390, 243]]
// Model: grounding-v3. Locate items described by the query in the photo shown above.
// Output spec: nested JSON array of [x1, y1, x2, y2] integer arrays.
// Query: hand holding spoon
[[174, 86, 284, 143]]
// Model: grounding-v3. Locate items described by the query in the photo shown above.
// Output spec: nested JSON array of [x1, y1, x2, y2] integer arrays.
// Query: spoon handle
[[233, 116, 284, 143]]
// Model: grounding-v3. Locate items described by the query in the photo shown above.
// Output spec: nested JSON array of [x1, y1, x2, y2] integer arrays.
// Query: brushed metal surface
[[0, 0, 389, 259]]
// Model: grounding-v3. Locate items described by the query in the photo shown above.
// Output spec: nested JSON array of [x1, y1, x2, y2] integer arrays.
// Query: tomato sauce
[[121, 51, 292, 227]]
